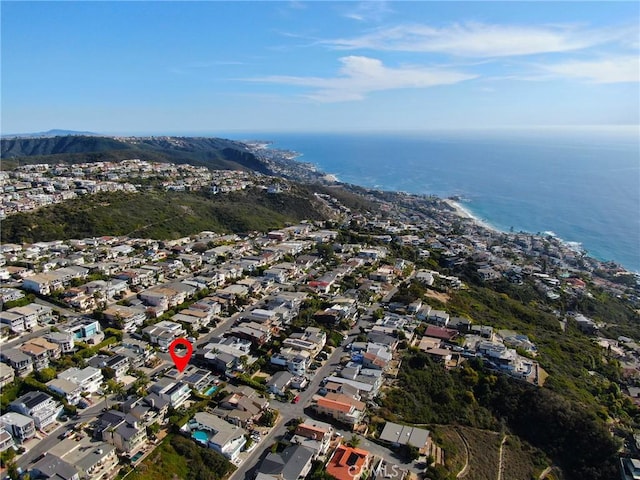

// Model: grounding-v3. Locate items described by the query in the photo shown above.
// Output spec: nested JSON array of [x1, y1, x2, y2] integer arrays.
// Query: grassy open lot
[[123, 434, 234, 480], [124, 438, 189, 480], [457, 427, 501, 480], [502, 435, 548, 480], [432, 425, 551, 480]]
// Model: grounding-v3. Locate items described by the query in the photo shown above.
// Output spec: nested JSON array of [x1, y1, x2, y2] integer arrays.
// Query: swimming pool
[[131, 452, 144, 463], [204, 386, 218, 396], [192, 430, 209, 444]]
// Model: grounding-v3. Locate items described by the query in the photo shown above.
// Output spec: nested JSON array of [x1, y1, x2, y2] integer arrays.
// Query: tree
[[105, 378, 125, 399], [259, 409, 278, 427], [35, 367, 56, 383], [146, 422, 161, 439], [6, 459, 20, 480], [346, 435, 361, 448], [400, 443, 420, 461], [0, 448, 16, 468]]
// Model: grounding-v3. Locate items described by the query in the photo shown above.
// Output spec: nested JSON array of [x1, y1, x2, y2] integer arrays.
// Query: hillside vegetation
[[0, 186, 332, 243], [0, 135, 270, 173], [124, 434, 234, 480]]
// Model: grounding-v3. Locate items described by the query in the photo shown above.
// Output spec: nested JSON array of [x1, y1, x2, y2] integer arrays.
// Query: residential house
[[427, 310, 450, 327], [324, 375, 378, 400], [372, 459, 409, 480], [200, 348, 242, 375], [362, 349, 391, 371], [0, 427, 16, 452], [267, 371, 294, 396], [291, 419, 334, 456], [0, 348, 33, 377], [0, 412, 36, 443], [369, 265, 395, 283], [30, 454, 80, 480], [213, 386, 268, 428], [172, 310, 209, 332], [112, 338, 151, 368], [283, 326, 326, 357], [71, 442, 119, 480], [367, 331, 399, 351], [575, 314, 598, 334], [448, 317, 472, 334], [244, 308, 278, 325], [423, 325, 458, 342], [123, 395, 170, 428], [0, 304, 51, 331], [95, 410, 148, 456], [477, 341, 519, 371], [44, 331, 75, 353], [64, 318, 104, 344], [10, 391, 63, 430], [47, 378, 83, 406], [149, 379, 191, 408], [181, 367, 216, 393], [313, 393, 366, 428], [326, 445, 372, 480], [423, 348, 453, 364], [255, 444, 315, 480], [114, 268, 155, 288], [143, 320, 185, 351], [187, 411, 247, 461], [0, 362, 15, 388], [191, 297, 222, 316], [103, 305, 146, 332], [271, 350, 310, 377], [415, 270, 434, 286], [87, 354, 128, 381], [228, 321, 271, 346], [19, 338, 60, 369], [379, 421, 431, 454], [0, 311, 25, 333], [470, 325, 494, 339], [22, 267, 88, 295], [58, 366, 104, 394]]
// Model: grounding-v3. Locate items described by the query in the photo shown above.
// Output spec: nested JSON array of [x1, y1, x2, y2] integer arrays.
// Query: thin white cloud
[[342, 1, 393, 23], [541, 55, 640, 83], [246, 56, 477, 102], [325, 22, 632, 58]]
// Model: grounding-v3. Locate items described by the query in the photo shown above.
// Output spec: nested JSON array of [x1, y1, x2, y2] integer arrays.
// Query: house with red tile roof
[[326, 444, 371, 480]]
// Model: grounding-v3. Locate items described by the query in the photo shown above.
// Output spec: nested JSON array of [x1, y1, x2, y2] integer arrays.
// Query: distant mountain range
[[1, 129, 100, 138], [0, 134, 272, 174]]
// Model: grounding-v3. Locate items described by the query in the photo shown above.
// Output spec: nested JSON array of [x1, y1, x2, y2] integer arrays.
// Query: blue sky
[[1, 1, 638, 134]]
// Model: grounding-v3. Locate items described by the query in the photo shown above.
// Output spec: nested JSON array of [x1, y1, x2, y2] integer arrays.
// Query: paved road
[[33, 296, 79, 319], [229, 333, 351, 480], [3, 325, 52, 349], [17, 394, 115, 470]]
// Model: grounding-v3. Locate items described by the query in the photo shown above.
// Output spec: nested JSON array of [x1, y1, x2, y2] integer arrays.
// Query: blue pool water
[[131, 452, 144, 462], [192, 430, 209, 443], [204, 385, 218, 396]]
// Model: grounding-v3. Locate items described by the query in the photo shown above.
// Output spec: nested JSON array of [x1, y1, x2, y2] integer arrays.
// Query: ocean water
[[224, 129, 640, 273]]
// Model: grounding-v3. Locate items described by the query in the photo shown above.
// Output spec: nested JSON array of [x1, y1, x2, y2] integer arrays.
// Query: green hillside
[[0, 135, 270, 173], [0, 186, 333, 243]]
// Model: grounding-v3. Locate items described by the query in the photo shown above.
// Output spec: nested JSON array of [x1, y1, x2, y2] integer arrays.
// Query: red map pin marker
[[169, 338, 193, 373]]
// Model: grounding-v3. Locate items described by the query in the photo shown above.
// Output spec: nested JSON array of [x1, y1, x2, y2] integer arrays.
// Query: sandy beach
[[443, 198, 499, 233], [322, 173, 339, 183]]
